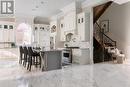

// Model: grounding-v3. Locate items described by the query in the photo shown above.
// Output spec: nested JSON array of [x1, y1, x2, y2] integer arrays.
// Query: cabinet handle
[[78, 19, 80, 23], [61, 24, 63, 28], [81, 18, 84, 23]]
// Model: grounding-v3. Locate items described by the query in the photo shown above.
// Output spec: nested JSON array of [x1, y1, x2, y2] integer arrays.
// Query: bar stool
[[19, 46, 24, 64], [27, 47, 41, 71], [23, 46, 29, 67]]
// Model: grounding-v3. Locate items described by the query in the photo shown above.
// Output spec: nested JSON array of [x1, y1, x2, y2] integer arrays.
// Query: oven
[[62, 50, 71, 65]]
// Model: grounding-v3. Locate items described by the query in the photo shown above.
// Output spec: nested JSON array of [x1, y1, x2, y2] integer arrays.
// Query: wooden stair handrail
[[95, 22, 117, 47]]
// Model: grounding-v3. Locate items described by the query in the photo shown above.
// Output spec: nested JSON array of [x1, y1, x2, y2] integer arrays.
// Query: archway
[[16, 23, 32, 45]]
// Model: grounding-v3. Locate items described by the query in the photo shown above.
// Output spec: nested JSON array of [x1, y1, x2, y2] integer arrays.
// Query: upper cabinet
[[0, 21, 15, 42], [64, 11, 76, 32], [60, 2, 82, 41], [60, 18, 66, 41], [77, 12, 90, 41], [33, 24, 50, 50]]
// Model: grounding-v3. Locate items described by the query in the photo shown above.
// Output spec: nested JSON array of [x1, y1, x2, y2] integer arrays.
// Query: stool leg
[[19, 53, 22, 64], [29, 56, 32, 71], [27, 55, 29, 70], [36, 56, 38, 68], [39, 56, 41, 68]]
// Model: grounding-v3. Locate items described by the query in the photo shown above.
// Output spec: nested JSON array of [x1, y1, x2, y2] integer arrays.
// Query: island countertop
[[40, 49, 63, 52]]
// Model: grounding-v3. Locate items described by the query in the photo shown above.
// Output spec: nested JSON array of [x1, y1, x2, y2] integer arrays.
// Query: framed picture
[[51, 25, 56, 33], [35, 27, 38, 30], [4, 25, 8, 29], [9, 25, 13, 29], [100, 20, 109, 33], [40, 27, 44, 30]]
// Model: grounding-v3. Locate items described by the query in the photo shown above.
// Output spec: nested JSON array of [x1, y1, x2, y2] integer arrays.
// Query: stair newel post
[[102, 29, 105, 62], [115, 41, 117, 48]]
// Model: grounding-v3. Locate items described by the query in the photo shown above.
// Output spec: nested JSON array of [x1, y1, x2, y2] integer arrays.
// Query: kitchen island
[[40, 50, 62, 71]]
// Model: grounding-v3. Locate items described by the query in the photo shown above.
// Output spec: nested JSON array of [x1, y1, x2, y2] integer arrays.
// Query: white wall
[[99, 2, 130, 59]]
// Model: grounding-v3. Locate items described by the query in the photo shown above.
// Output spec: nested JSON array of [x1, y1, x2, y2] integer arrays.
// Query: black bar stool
[[23, 46, 29, 67], [19, 46, 24, 65], [27, 47, 41, 71]]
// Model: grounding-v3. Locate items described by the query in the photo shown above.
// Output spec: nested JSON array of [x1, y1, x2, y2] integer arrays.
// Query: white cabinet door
[[77, 12, 85, 41], [64, 15, 69, 32], [60, 30, 65, 41], [69, 11, 76, 31], [34, 24, 50, 50], [73, 49, 90, 65], [60, 19, 66, 41], [4, 30, 9, 42], [72, 49, 81, 64], [77, 12, 90, 41], [0, 29, 3, 42], [9, 29, 15, 42], [64, 11, 76, 32]]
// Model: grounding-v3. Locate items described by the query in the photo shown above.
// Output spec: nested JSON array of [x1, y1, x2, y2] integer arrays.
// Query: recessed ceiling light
[[32, 9, 36, 11], [41, 1, 44, 4], [36, 6, 39, 8]]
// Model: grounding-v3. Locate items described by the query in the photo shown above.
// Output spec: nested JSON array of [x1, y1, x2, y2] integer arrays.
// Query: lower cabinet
[[72, 49, 90, 64], [41, 51, 62, 71]]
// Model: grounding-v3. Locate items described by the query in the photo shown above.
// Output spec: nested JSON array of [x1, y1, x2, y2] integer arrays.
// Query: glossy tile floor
[[0, 59, 130, 87], [0, 48, 18, 60]]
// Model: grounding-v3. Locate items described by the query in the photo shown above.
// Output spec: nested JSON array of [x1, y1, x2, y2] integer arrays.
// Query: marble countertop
[[41, 49, 62, 52]]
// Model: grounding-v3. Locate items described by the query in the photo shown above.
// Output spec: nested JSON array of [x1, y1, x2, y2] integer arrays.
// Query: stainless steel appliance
[[62, 49, 71, 65]]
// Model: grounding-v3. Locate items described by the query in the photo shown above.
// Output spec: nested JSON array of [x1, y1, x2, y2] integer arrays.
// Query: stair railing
[[94, 22, 117, 62], [94, 22, 117, 48]]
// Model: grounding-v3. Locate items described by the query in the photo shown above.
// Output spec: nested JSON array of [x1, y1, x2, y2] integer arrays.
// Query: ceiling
[[111, 0, 130, 4], [15, 0, 86, 18]]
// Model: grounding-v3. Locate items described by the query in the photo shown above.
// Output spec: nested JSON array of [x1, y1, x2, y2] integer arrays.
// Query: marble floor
[[0, 48, 129, 87], [0, 59, 130, 87], [0, 48, 19, 60]]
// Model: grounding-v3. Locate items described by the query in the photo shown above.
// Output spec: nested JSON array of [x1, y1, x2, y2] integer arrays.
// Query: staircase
[[93, 1, 116, 63], [93, 1, 125, 63], [94, 22, 117, 63]]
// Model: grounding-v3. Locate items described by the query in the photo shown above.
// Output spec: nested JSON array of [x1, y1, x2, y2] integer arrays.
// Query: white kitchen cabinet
[[72, 49, 90, 65], [77, 12, 90, 41], [64, 11, 76, 32], [60, 18, 66, 41], [0, 21, 15, 48], [59, 11, 77, 41], [34, 24, 50, 50], [60, 2, 82, 42], [60, 2, 78, 35], [0, 29, 3, 42], [9, 29, 15, 42], [0, 22, 15, 42]]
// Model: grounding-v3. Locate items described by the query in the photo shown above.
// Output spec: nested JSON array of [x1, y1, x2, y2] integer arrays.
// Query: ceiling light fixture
[[32, 9, 36, 11], [36, 6, 39, 8], [41, 1, 44, 4]]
